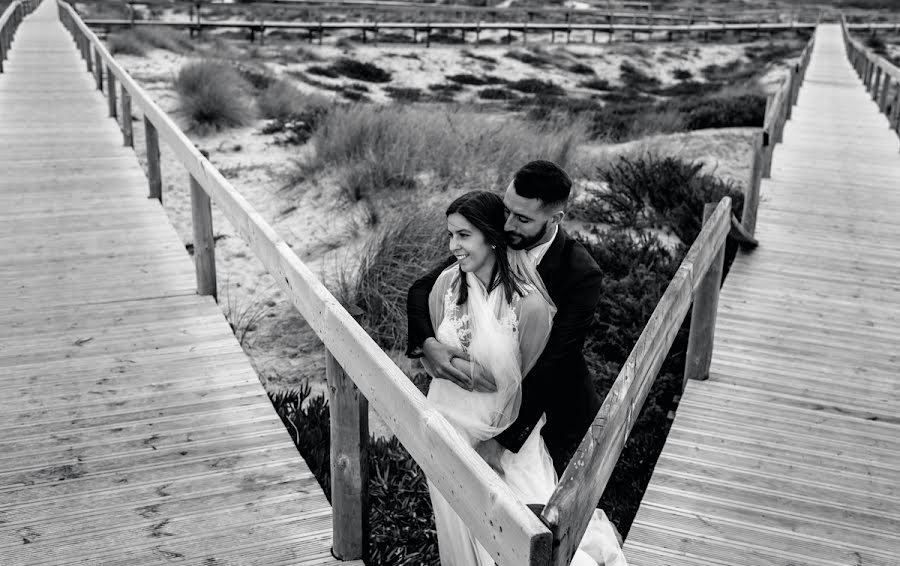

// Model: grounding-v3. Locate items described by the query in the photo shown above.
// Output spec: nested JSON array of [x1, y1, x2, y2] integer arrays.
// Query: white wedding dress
[[424, 262, 627, 566]]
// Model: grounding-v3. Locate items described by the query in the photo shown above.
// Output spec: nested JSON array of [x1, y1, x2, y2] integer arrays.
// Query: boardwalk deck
[[624, 24, 900, 565], [0, 3, 359, 564]]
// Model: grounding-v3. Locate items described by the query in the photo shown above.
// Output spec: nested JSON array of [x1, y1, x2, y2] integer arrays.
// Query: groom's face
[[502, 182, 559, 250]]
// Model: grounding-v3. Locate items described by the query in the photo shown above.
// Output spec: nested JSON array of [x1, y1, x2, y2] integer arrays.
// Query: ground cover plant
[[271, 153, 745, 565]]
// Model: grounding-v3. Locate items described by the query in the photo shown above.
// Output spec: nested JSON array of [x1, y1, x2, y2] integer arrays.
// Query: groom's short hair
[[512, 160, 572, 209]]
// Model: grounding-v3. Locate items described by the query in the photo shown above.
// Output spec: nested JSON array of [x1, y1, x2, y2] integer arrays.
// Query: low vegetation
[[175, 59, 255, 131], [107, 27, 194, 55]]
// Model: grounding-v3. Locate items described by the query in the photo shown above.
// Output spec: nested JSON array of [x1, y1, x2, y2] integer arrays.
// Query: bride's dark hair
[[446, 191, 524, 306]]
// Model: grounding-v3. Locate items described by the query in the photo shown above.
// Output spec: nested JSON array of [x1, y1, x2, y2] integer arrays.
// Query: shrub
[[579, 78, 611, 91], [269, 387, 440, 566], [569, 62, 596, 75], [672, 68, 692, 80], [307, 65, 340, 79], [385, 86, 423, 102], [865, 33, 888, 55], [309, 105, 587, 202], [234, 63, 277, 92], [479, 87, 517, 100], [675, 93, 766, 130], [175, 60, 255, 132], [135, 26, 193, 52], [508, 78, 565, 96], [331, 57, 393, 82], [577, 155, 744, 244], [505, 48, 555, 67], [619, 61, 660, 92], [429, 82, 465, 93]]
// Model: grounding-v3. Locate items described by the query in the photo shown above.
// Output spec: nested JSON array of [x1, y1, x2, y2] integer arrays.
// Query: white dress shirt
[[526, 225, 558, 266]]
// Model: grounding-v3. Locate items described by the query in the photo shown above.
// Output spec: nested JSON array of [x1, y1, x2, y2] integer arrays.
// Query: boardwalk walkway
[[0, 3, 358, 564], [624, 23, 900, 565]]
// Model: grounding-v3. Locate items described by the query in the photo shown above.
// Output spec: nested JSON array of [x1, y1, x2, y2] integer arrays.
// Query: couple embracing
[[406, 161, 627, 566]]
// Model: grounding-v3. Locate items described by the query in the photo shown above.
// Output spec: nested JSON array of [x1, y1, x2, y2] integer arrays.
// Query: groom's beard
[[506, 221, 549, 251]]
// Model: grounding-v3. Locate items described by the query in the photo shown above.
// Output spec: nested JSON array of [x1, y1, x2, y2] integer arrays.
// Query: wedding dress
[[424, 260, 627, 566]]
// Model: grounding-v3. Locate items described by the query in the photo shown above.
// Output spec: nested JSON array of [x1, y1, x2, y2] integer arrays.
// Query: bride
[[420, 191, 626, 566]]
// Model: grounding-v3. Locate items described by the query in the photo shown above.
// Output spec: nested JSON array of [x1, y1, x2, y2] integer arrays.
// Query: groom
[[407, 160, 603, 475]]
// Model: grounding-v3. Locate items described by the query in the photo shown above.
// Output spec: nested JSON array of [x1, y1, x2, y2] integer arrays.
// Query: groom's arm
[[406, 256, 455, 358], [494, 267, 603, 453]]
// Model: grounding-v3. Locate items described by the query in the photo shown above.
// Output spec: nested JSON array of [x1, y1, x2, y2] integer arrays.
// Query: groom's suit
[[407, 227, 603, 474]]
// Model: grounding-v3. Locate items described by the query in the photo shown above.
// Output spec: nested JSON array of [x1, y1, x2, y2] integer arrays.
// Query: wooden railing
[[742, 32, 815, 239], [842, 16, 900, 136], [0, 0, 37, 72], [534, 27, 818, 566], [55, 1, 551, 564]]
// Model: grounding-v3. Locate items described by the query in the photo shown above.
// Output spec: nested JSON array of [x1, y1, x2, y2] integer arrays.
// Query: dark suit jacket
[[406, 227, 603, 472]]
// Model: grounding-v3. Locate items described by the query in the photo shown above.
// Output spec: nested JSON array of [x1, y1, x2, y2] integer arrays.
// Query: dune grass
[[175, 60, 255, 132], [307, 105, 589, 201]]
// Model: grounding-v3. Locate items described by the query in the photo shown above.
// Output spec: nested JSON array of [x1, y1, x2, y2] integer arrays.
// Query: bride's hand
[[449, 359, 497, 393], [423, 338, 472, 389]]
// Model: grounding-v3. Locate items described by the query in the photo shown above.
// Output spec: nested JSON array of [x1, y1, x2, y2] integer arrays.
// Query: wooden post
[[785, 68, 797, 119], [879, 76, 891, 113], [327, 316, 369, 561], [872, 66, 882, 102], [107, 67, 117, 119], [94, 47, 103, 91], [683, 203, 726, 390], [190, 150, 217, 300], [743, 130, 765, 236], [145, 117, 162, 202], [121, 88, 133, 147]]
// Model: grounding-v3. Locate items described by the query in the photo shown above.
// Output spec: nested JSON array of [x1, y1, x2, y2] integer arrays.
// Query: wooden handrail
[[539, 198, 733, 565], [55, 2, 551, 564], [842, 13, 900, 140], [0, 0, 38, 72], [743, 31, 815, 238]]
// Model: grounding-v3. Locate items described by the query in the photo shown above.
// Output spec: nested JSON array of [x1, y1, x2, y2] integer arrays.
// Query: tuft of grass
[[308, 105, 587, 202], [107, 32, 146, 56], [446, 73, 505, 86], [504, 47, 555, 67], [257, 79, 330, 121], [175, 60, 255, 132], [307, 65, 340, 79], [672, 68, 692, 80], [865, 33, 888, 55], [673, 93, 766, 131]]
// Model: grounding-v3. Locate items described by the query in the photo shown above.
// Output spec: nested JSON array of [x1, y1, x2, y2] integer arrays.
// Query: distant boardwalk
[[625, 24, 900, 565], [0, 2, 359, 564]]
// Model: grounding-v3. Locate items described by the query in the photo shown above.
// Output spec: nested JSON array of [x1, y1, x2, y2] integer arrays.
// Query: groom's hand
[[423, 338, 472, 389]]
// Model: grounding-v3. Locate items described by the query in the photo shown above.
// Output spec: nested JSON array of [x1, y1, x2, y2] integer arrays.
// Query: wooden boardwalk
[[0, 3, 360, 564], [624, 23, 900, 566]]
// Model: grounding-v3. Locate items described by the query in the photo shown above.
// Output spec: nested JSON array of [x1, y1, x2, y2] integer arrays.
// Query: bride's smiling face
[[447, 212, 495, 281]]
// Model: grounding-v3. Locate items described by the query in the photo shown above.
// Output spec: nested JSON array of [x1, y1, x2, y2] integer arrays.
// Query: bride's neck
[[473, 259, 496, 291]]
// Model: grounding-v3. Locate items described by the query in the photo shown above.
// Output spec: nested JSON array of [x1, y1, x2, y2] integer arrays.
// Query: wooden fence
[[0, 0, 37, 72], [843, 16, 900, 136], [55, 1, 551, 563]]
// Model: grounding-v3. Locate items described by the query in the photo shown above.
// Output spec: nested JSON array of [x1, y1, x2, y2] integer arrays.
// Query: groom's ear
[[550, 209, 565, 225]]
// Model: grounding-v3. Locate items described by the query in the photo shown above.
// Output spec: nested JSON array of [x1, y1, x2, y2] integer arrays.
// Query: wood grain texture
[[0, 3, 360, 565], [625, 24, 900, 565]]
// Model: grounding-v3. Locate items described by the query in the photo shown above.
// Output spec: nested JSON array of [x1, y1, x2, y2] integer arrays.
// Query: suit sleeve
[[494, 260, 603, 453], [406, 256, 455, 358]]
